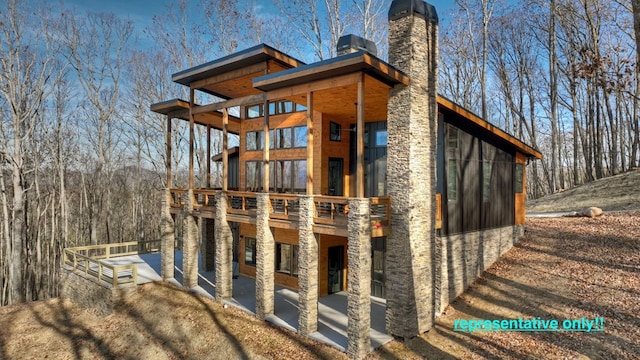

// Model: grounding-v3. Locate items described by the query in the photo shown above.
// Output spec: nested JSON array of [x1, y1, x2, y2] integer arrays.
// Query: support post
[[306, 92, 314, 195], [356, 74, 365, 198], [263, 97, 270, 192], [215, 192, 233, 301], [347, 198, 371, 359], [182, 189, 199, 288], [255, 193, 274, 319], [298, 195, 318, 335], [207, 125, 211, 188], [189, 87, 195, 190], [223, 108, 229, 191], [161, 188, 175, 279]]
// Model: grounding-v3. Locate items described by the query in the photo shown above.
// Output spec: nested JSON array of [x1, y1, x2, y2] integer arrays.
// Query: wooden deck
[[169, 188, 391, 237]]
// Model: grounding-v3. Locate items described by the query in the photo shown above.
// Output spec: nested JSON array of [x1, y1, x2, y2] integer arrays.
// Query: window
[[246, 161, 262, 191], [375, 130, 388, 147], [275, 243, 299, 276], [293, 126, 307, 147], [246, 104, 263, 119], [448, 125, 459, 149], [447, 159, 457, 201], [483, 162, 492, 201], [269, 159, 306, 193], [515, 163, 524, 193], [276, 128, 292, 149], [247, 100, 306, 118], [246, 131, 263, 151], [244, 237, 256, 266], [330, 121, 341, 141]]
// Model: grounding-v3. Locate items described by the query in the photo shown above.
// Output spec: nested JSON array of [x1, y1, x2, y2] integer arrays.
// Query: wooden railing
[[313, 196, 349, 226], [226, 191, 258, 216], [169, 188, 185, 207], [269, 193, 300, 220], [193, 188, 217, 208], [63, 240, 161, 288], [370, 197, 391, 227]]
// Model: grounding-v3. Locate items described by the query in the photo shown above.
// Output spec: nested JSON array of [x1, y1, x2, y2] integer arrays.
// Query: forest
[[1, 0, 639, 305]]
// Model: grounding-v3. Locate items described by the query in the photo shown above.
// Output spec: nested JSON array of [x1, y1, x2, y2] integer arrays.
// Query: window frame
[[330, 121, 342, 142], [244, 237, 256, 266], [275, 242, 299, 276]]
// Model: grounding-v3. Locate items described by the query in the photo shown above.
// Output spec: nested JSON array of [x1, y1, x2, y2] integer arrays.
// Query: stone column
[[161, 188, 175, 279], [255, 193, 275, 319], [385, 0, 439, 338], [298, 196, 318, 336], [347, 198, 371, 360], [215, 191, 233, 301], [182, 189, 199, 288]]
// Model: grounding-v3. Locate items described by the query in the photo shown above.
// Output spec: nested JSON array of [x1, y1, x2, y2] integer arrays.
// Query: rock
[[564, 211, 580, 217], [582, 207, 603, 218]]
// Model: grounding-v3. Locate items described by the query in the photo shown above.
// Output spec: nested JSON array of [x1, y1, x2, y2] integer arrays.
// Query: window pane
[[330, 122, 341, 141], [246, 131, 257, 151], [276, 243, 291, 273], [283, 101, 293, 113], [282, 161, 292, 190], [515, 163, 524, 193], [375, 130, 388, 147], [269, 129, 275, 150], [244, 238, 256, 266], [293, 160, 307, 192], [448, 125, 459, 149], [268, 102, 276, 116], [294, 126, 307, 147], [447, 159, 457, 201], [276, 128, 292, 148], [296, 103, 307, 112], [246, 161, 262, 191], [247, 105, 261, 119]]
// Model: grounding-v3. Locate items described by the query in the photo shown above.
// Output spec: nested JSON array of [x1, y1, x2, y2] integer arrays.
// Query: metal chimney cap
[[388, 0, 438, 24], [337, 34, 378, 57]]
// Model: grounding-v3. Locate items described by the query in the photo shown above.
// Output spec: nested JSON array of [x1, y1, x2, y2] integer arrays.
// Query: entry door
[[328, 158, 344, 196], [328, 246, 344, 294]]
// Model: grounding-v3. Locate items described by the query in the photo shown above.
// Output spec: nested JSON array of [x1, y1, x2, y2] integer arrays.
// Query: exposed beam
[[306, 91, 314, 195], [357, 74, 365, 198], [189, 87, 195, 190], [222, 108, 229, 192]]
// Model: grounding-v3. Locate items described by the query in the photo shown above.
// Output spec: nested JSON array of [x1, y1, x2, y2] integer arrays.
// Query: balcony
[[168, 188, 391, 237]]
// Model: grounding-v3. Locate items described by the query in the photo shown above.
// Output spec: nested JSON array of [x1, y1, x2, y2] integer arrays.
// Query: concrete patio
[[113, 250, 392, 351]]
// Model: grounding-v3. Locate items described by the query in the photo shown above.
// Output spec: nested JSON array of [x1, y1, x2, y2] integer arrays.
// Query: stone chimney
[[336, 34, 377, 57], [385, 0, 439, 339]]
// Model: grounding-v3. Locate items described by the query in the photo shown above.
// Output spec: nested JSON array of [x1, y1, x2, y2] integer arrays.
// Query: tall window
[[244, 237, 256, 266], [275, 243, 299, 276], [269, 159, 306, 193], [246, 161, 262, 191], [246, 131, 263, 151], [330, 121, 341, 141], [447, 159, 457, 201]]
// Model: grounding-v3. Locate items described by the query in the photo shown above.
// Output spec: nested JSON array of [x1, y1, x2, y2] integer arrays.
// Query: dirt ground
[[526, 170, 640, 213], [1, 213, 639, 359]]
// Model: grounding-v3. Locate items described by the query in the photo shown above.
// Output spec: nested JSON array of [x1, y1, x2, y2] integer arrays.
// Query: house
[[151, 0, 542, 358]]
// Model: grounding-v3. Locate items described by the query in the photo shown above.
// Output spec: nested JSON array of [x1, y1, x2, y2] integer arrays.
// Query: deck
[[169, 189, 391, 237]]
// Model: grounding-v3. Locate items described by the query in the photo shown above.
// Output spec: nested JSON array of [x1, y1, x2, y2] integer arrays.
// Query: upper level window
[[246, 131, 263, 151], [246, 104, 264, 119], [246, 100, 306, 119], [330, 122, 341, 141], [293, 126, 307, 147]]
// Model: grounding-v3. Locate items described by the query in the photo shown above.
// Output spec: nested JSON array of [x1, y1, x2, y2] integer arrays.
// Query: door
[[328, 246, 344, 294], [328, 158, 344, 196]]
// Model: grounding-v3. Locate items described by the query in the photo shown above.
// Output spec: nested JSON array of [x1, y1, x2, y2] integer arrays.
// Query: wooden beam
[[265, 73, 361, 101], [306, 91, 313, 195], [263, 99, 270, 192], [191, 62, 267, 89], [192, 93, 265, 115], [206, 125, 211, 188], [357, 74, 365, 198], [189, 87, 195, 190], [166, 115, 172, 189], [223, 108, 229, 192]]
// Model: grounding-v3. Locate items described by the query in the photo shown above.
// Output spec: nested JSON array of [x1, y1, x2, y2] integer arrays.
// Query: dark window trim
[[330, 121, 342, 141], [275, 242, 299, 277], [244, 237, 256, 266]]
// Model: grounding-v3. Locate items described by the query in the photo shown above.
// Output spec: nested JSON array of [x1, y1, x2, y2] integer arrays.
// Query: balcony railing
[[168, 188, 391, 235]]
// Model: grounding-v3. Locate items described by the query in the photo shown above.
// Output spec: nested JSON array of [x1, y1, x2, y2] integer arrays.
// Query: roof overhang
[[172, 44, 305, 86], [150, 98, 241, 135], [437, 96, 543, 159], [253, 51, 409, 92]]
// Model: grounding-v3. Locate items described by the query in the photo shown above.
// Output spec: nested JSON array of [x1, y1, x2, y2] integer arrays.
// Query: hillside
[[526, 170, 640, 213]]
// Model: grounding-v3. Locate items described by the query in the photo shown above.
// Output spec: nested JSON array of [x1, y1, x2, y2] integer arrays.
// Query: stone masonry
[[161, 188, 175, 279], [255, 193, 275, 319], [347, 198, 371, 360], [298, 195, 319, 336], [215, 191, 233, 301], [385, 0, 439, 338], [182, 189, 199, 288]]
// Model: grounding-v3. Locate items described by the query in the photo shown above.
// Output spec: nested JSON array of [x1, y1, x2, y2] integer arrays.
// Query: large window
[[268, 126, 307, 149], [245, 237, 256, 266], [245, 161, 263, 191], [275, 243, 299, 276], [269, 159, 307, 193], [246, 131, 263, 151]]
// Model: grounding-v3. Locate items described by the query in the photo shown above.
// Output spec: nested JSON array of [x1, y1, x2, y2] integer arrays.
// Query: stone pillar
[[255, 193, 275, 319], [202, 218, 215, 272], [347, 198, 371, 360], [215, 191, 233, 301], [161, 188, 175, 279], [385, 0, 439, 338], [298, 196, 318, 336], [182, 189, 199, 288]]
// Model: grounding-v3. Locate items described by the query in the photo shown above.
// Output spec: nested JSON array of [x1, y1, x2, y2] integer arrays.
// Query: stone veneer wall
[[436, 225, 524, 314], [59, 268, 136, 317]]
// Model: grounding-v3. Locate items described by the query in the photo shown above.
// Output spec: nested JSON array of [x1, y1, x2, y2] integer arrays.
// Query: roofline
[[172, 44, 306, 86], [436, 96, 543, 159], [252, 51, 409, 91]]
